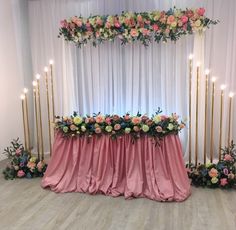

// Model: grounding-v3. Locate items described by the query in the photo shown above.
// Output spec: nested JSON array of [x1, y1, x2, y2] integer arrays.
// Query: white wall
[[0, 0, 33, 159]]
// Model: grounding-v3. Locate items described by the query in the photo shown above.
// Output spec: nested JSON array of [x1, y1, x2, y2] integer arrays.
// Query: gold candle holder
[[218, 85, 226, 161], [203, 69, 210, 164], [36, 74, 44, 161], [210, 77, 216, 162], [44, 67, 52, 156], [195, 62, 200, 167], [228, 92, 234, 147], [20, 94, 27, 149], [23, 88, 31, 153], [49, 60, 55, 122], [188, 54, 193, 166], [33, 81, 40, 160]]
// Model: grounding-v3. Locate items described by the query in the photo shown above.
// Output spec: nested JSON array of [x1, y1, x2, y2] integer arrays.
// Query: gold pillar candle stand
[[20, 94, 27, 149], [228, 92, 234, 147], [210, 77, 216, 162], [49, 60, 55, 122]]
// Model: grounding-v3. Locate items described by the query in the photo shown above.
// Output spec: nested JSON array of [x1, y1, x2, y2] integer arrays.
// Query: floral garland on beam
[[59, 7, 218, 47], [54, 110, 185, 141]]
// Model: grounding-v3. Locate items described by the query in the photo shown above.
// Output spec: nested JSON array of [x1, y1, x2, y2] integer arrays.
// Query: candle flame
[[196, 62, 201, 67], [229, 92, 234, 98], [44, 67, 48, 72], [20, 94, 25, 100], [205, 69, 210, 75], [49, 59, 54, 65], [36, 74, 40, 80], [211, 77, 216, 82], [189, 54, 193, 60], [32, 81, 37, 87], [23, 88, 28, 94], [220, 85, 226, 90]]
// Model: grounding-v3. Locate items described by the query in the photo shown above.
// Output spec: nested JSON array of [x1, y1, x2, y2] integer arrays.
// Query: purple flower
[[223, 168, 229, 175]]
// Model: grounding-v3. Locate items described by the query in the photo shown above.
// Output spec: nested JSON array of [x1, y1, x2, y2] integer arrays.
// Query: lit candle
[[203, 69, 210, 164], [36, 74, 44, 160], [20, 94, 27, 149], [210, 77, 216, 162], [49, 59, 55, 122], [228, 92, 234, 147], [218, 85, 226, 161], [44, 66, 52, 156], [188, 54, 193, 166], [32, 81, 40, 160], [195, 61, 200, 166]]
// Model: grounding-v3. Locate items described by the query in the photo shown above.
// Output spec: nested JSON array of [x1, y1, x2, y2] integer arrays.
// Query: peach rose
[[130, 29, 139, 37], [167, 15, 175, 24], [208, 168, 218, 178], [132, 117, 141, 125], [155, 126, 163, 133]]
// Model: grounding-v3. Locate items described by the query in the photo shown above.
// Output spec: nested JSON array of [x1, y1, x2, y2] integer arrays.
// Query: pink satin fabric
[[41, 132, 191, 201]]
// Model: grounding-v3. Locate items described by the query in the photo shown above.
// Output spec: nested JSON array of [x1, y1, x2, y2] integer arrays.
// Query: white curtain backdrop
[[28, 0, 236, 161]]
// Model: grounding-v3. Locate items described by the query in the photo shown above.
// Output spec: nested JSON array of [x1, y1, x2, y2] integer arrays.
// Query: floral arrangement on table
[[187, 141, 236, 189], [59, 7, 218, 47], [54, 109, 185, 141], [2, 138, 47, 180]]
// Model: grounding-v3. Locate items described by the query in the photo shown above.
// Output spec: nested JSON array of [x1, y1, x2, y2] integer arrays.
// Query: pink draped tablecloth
[[41, 132, 191, 202]]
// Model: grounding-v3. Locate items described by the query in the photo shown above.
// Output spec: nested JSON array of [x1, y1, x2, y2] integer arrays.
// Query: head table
[[41, 132, 191, 202]]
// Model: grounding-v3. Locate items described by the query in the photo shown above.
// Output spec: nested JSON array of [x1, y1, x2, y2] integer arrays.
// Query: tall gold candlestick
[[195, 62, 200, 166], [36, 74, 44, 160], [23, 88, 31, 153], [210, 77, 216, 162], [49, 60, 55, 122], [188, 54, 193, 166], [218, 85, 226, 161], [44, 67, 52, 156], [204, 69, 210, 164], [20, 95, 27, 149], [33, 81, 40, 160], [228, 92, 234, 147]]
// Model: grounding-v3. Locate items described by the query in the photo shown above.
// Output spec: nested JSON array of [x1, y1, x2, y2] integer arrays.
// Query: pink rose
[[130, 29, 139, 37], [161, 115, 168, 121], [15, 148, 22, 156], [27, 162, 36, 172], [114, 124, 121, 131], [95, 127, 102, 134], [124, 115, 130, 121], [70, 124, 77, 131], [141, 28, 150, 36], [186, 10, 194, 18], [37, 161, 43, 172], [137, 15, 143, 22], [156, 126, 163, 133], [133, 126, 140, 132], [86, 22, 91, 29], [145, 119, 153, 126], [95, 115, 105, 124], [105, 22, 111, 28], [113, 115, 120, 122], [105, 117, 112, 125], [89, 117, 95, 123], [197, 7, 205, 16], [124, 18, 130, 26], [220, 178, 228, 186], [96, 31, 101, 38], [224, 154, 233, 162], [132, 117, 141, 125], [96, 18, 103, 26], [60, 20, 68, 28], [85, 118, 90, 124], [114, 22, 120, 28], [181, 15, 188, 23], [152, 24, 159, 31], [17, 170, 25, 178], [208, 168, 218, 178], [141, 115, 149, 122], [167, 15, 175, 24]]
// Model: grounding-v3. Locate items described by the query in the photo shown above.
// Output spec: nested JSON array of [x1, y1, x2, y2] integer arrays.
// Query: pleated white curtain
[[28, 0, 236, 160]]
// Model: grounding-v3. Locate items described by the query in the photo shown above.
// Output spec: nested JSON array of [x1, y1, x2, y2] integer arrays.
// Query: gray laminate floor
[[0, 159, 236, 230]]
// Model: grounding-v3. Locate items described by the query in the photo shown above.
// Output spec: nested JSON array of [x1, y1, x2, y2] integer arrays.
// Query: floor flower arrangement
[[187, 141, 236, 189], [2, 138, 47, 180]]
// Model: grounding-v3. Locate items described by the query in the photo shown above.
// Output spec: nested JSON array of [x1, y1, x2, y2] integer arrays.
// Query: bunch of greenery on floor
[[187, 141, 236, 188], [2, 138, 47, 180]]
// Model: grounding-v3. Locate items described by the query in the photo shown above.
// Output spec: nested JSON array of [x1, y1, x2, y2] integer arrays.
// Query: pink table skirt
[[41, 132, 191, 202]]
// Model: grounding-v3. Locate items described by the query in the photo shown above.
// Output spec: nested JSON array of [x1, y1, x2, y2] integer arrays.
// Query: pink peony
[[197, 7, 205, 16], [152, 24, 159, 31], [95, 127, 102, 134], [133, 126, 140, 132], [220, 178, 228, 186], [130, 29, 139, 37], [17, 170, 25, 178], [132, 117, 141, 125], [155, 126, 163, 133], [208, 168, 218, 178], [181, 15, 188, 23], [114, 124, 121, 131], [224, 154, 233, 162]]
